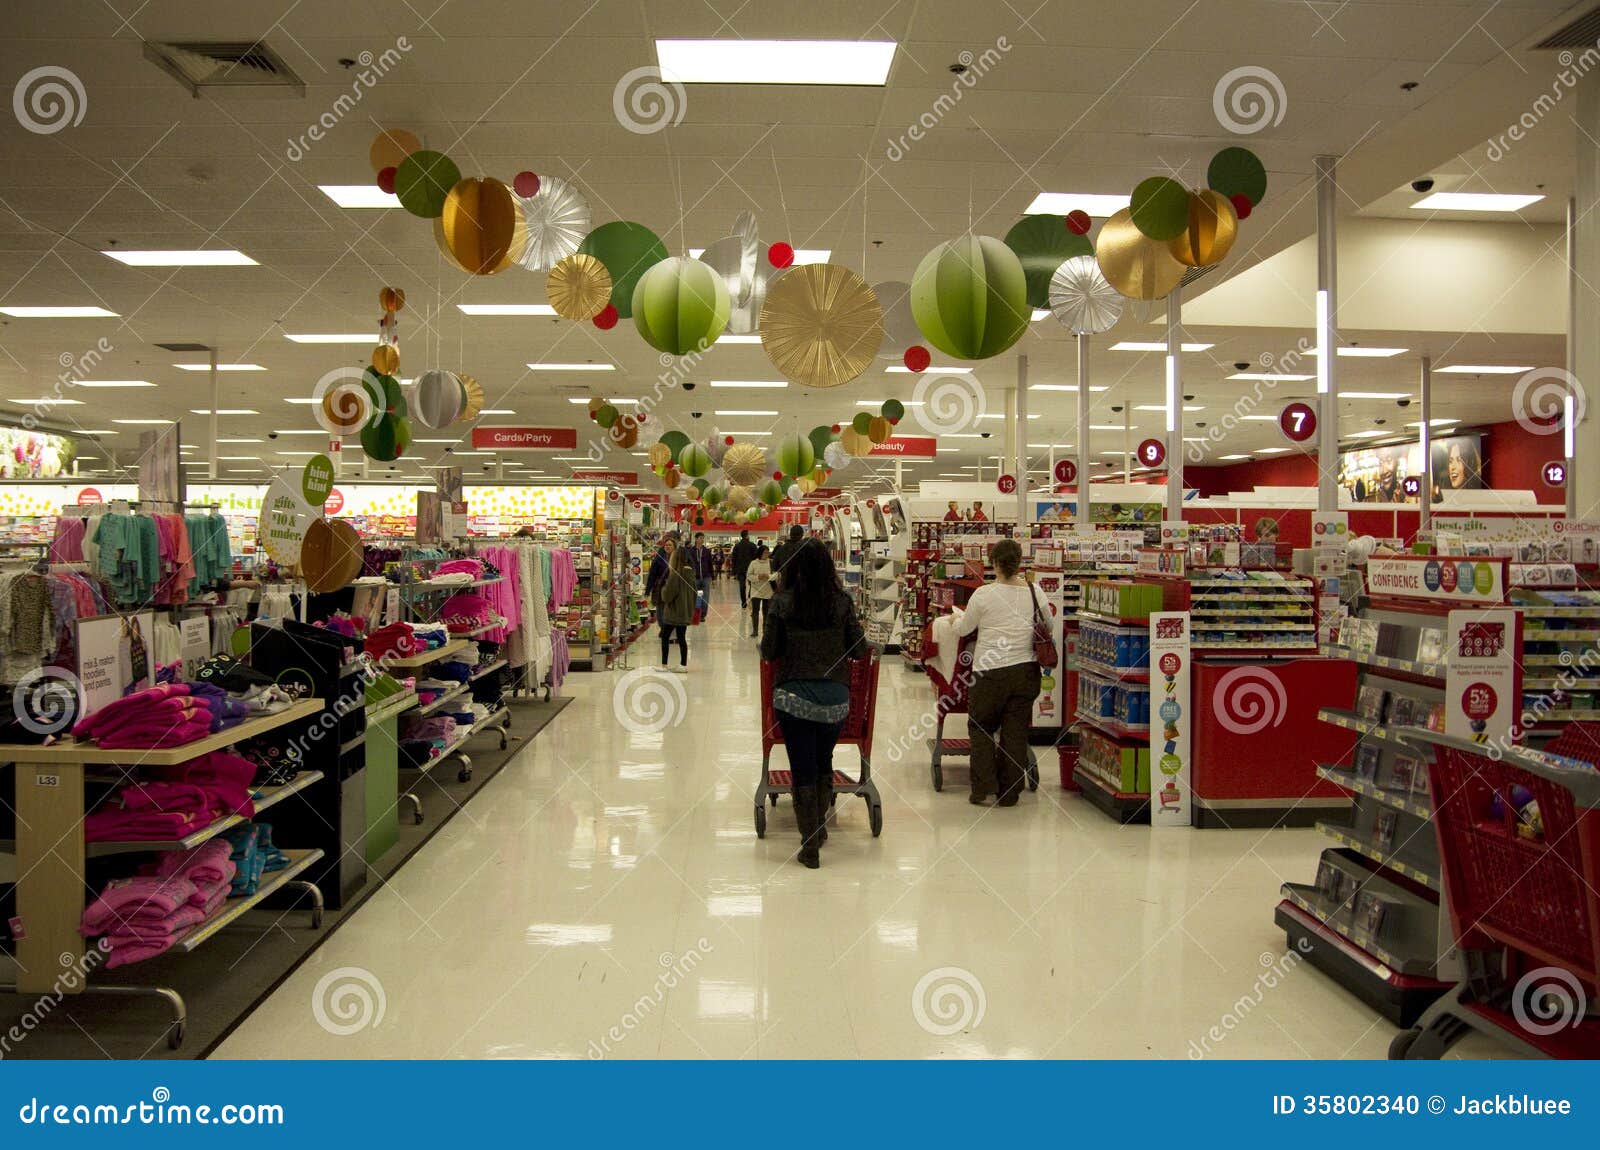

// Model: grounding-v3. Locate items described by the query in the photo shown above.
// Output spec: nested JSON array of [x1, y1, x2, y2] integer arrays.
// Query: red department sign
[[867, 436, 937, 459], [471, 426, 578, 451], [572, 470, 638, 484]]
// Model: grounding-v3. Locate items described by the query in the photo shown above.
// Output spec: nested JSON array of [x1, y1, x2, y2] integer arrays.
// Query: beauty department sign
[[471, 426, 578, 451]]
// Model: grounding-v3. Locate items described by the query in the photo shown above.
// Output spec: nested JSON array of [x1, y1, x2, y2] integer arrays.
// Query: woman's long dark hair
[[781, 539, 846, 628]]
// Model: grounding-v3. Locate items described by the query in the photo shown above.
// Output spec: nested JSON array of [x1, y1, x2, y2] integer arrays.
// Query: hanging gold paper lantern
[[457, 373, 484, 421], [1095, 208, 1186, 301], [1168, 189, 1239, 269], [435, 177, 527, 275], [721, 441, 767, 486], [867, 415, 892, 444], [759, 264, 883, 388], [724, 484, 756, 513], [546, 253, 613, 321], [369, 128, 421, 175], [648, 441, 673, 469], [839, 427, 874, 456], [371, 344, 400, 375], [797, 475, 818, 495], [608, 420, 640, 450], [378, 286, 406, 313]]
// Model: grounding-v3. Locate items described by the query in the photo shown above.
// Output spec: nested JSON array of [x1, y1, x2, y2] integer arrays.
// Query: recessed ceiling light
[[1412, 192, 1544, 212], [7, 397, 84, 405], [715, 409, 779, 416], [1435, 364, 1535, 375], [1228, 372, 1314, 381], [527, 362, 616, 371], [715, 334, 763, 344], [283, 333, 377, 344], [190, 408, 259, 416], [688, 247, 830, 264], [710, 380, 788, 388], [1341, 391, 1411, 400], [102, 250, 256, 267], [1109, 341, 1214, 352], [457, 304, 555, 316], [1407, 418, 1460, 428], [74, 380, 153, 389], [0, 306, 118, 318], [175, 363, 264, 372], [1305, 347, 1407, 358], [655, 39, 895, 85], [318, 185, 399, 208], [112, 418, 175, 425], [1023, 193, 1130, 216]]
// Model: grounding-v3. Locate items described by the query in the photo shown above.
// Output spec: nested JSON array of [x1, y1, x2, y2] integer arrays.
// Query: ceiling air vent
[[143, 41, 306, 98], [154, 342, 211, 352], [1533, 6, 1600, 49]]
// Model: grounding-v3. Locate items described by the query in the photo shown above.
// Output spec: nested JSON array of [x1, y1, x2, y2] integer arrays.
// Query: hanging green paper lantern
[[881, 398, 905, 423], [394, 150, 461, 219], [632, 256, 731, 356], [1003, 214, 1094, 309], [775, 434, 815, 479], [910, 236, 1029, 361], [679, 443, 713, 478], [757, 478, 785, 506], [658, 430, 691, 462], [1129, 177, 1190, 241], [807, 424, 835, 460], [1207, 146, 1268, 207], [596, 404, 619, 429], [851, 411, 873, 435], [577, 221, 668, 318]]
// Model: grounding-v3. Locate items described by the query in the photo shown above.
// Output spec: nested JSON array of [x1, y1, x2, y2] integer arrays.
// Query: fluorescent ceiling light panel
[[273, 451, 320, 457], [271, 430, 326, 436], [8, 397, 83, 405], [1024, 193, 1130, 216], [1435, 365, 1535, 375], [1110, 341, 1213, 352], [714, 409, 778, 416], [319, 185, 399, 208], [175, 363, 264, 372], [102, 249, 256, 267], [688, 248, 830, 264], [655, 39, 895, 85], [716, 429, 771, 436], [0, 306, 118, 318], [1344, 430, 1388, 439], [284, 333, 378, 344], [885, 364, 968, 374], [216, 438, 263, 444], [190, 408, 259, 416], [715, 334, 762, 344], [480, 409, 515, 415], [1229, 372, 1313, 382], [1220, 454, 1252, 460], [1407, 419, 1460, 428], [567, 396, 638, 405], [1306, 346, 1407, 358], [1135, 404, 1203, 412], [1341, 391, 1411, 400], [978, 413, 1041, 420], [112, 418, 174, 425], [1030, 383, 1109, 392], [1031, 310, 1050, 321], [855, 400, 923, 407], [710, 380, 787, 388], [458, 304, 555, 316], [1412, 192, 1544, 212], [74, 380, 153, 388], [1256, 447, 1290, 454], [1089, 424, 1127, 431], [1240, 415, 1278, 421], [527, 363, 616, 371]]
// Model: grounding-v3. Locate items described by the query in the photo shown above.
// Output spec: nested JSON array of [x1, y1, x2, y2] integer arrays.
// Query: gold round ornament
[[839, 427, 873, 457], [370, 344, 400, 375], [724, 484, 756, 513], [1168, 189, 1239, 268], [546, 253, 613, 321], [758, 264, 883, 388], [721, 441, 768, 486], [457, 373, 484, 421], [1095, 208, 1186, 301], [647, 442, 673, 469], [867, 415, 892, 444], [434, 177, 527, 275]]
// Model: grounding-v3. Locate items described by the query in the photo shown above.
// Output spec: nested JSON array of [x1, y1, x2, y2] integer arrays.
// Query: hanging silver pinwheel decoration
[[514, 175, 592, 272], [1049, 254, 1123, 336]]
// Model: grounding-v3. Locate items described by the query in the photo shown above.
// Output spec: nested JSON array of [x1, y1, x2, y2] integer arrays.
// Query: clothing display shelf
[[1277, 601, 1463, 1027], [0, 697, 326, 1048]]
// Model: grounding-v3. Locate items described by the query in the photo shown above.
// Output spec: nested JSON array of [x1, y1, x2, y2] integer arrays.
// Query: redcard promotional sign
[[867, 435, 937, 459], [1149, 613, 1192, 828], [572, 470, 638, 485], [1364, 556, 1506, 605], [471, 426, 578, 451], [1446, 609, 1522, 747], [1031, 572, 1066, 728]]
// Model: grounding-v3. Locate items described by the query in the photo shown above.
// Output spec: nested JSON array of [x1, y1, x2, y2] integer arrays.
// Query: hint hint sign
[[471, 426, 578, 451]]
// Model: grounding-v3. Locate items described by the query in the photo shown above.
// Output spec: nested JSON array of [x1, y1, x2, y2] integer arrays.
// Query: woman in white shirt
[[949, 538, 1046, 806], [746, 544, 774, 638]]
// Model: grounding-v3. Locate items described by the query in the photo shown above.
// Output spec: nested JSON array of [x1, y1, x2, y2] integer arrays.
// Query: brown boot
[[792, 787, 821, 869]]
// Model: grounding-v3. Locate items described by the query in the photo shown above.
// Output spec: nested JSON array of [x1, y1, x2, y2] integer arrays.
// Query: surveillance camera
[[1183, 394, 1194, 402], [1396, 397, 1412, 408], [267, 431, 279, 440], [1195, 420, 1207, 428], [681, 381, 696, 391], [1412, 177, 1435, 194], [1234, 361, 1250, 371], [1375, 418, 1387, 426], [1110, 404, 1123, 414], [979, 431, 992, 439]]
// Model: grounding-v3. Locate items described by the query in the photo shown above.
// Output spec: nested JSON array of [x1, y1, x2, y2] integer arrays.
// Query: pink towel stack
[[71, 683, 213, 749], [78, 844, 238, 969], [83, 752, 259, 843]]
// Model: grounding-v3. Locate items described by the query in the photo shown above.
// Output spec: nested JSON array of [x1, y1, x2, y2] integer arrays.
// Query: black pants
[[968, 662, 1040, 800], [659, 623, 688, 666], [750, 597, 768, 633], [736, 574, 749, 606], [776, 710, 842, 788]]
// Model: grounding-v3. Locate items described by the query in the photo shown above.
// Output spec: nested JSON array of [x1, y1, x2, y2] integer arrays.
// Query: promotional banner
[[1445, 608, 1523, 746], [258, 477, 318, 564], [178, 616, 210, 678], [1364, 556, 1506, 605], [1341, 433, 1483, 504], [1030, 571, 1066, 728], [1149, 612, 1192, 828], [76, 611, 156, 715]]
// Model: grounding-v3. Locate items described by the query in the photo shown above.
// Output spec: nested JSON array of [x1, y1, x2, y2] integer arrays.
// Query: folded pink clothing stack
[[71, 683, 213, 750], [79, 841, 240, 969], [82, 753, 259, 843]]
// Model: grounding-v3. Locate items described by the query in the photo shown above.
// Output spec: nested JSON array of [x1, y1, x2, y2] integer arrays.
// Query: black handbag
[[1029, 585, 1058, 669]]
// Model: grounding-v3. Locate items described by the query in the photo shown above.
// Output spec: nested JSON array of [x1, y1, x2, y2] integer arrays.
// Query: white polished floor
[[215, 589, 1430, 1059]]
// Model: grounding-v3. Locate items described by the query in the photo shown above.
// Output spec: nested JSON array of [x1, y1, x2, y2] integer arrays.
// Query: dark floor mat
[[0, 695, 570, 1060]]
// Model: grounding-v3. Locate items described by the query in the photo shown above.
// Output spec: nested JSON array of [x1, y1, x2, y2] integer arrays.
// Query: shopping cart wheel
[[1387, 1028, 1422, 1060], [931, 761, 944, 792], [769, 792, 779, 806], [869, 804, 883, 837], [754, 803, 767, 839]]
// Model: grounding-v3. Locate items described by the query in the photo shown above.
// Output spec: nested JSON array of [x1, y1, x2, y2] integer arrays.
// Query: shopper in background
[[760, 540, 866, 868], [657, 542, 696, 672], [949, 538, 1043, 806], [746, 543, 773, 638], [645, 531, 679, 604], [730, 529, 759, 607], [769, 524, 805, 590], [686, 531, 713, 620], [1254, 517, 1280, 545]]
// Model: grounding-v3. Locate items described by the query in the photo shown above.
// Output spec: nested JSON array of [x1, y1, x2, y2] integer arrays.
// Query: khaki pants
[[968, 662, 1040, 800]]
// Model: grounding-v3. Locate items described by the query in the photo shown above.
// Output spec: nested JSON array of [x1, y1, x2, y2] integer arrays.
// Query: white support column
[[1315, 155, 1340, 514], [1122, 406, 1132, 484], [1077, 334, 1091, 531], [1165, 283, 1184, 515], [1568, 194, 1580, 519], [1419, 355, 1433, 531], [1015, 354, 1029, 532], [208, 347, 219, 482]]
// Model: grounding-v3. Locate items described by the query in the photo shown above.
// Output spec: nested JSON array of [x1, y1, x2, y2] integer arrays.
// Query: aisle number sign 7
[[1279, 401, 1317, 444]]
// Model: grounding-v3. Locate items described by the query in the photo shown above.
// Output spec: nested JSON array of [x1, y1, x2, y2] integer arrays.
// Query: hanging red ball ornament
[[1230, 194, 1253, 220], [593, 303, 619, 330], [1065, 209, 1092, 235], [724, 435, 734, 445], [904, 345, 931, 373], [772, 471, 783, 480], [830, 424, 840, 434], [376, 166, 397, 194], [767, 242, 794, 269], [513, 170, 541, 198]]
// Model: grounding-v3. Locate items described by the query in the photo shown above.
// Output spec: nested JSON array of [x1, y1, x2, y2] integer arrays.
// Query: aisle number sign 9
[[1137, 439, 1166, 468]]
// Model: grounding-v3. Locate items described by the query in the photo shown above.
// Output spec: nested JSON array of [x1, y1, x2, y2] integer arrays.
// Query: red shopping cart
[[1390, 724, 1600, 1058], [923, 631, 1040, 794], [756, 650, 884, 839]]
